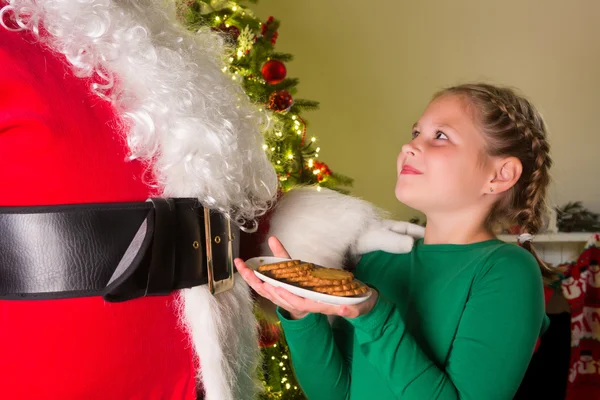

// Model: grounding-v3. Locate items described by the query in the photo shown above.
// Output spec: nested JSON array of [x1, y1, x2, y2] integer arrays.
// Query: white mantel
[[497, 232, 599, 266]]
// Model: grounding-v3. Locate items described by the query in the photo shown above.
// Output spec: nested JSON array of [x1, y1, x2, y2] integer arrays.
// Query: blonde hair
[[436, 83, 555, 281]]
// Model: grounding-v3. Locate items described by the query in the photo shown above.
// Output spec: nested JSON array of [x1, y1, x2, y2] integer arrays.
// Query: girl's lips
[[401, 165, 423, 175]]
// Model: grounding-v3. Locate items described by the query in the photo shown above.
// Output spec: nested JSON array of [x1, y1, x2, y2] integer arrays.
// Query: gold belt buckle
[[203, 208, 235, 295]]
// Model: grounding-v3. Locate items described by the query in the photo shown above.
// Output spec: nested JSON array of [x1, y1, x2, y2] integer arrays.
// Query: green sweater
[[277, 238, 549, 400]]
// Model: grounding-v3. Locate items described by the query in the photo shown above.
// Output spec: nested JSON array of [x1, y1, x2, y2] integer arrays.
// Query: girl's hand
[[234, 236, 379, 320]]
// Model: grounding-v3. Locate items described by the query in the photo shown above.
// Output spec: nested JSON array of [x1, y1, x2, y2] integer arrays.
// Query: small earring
[[489, 187, 494, 193]]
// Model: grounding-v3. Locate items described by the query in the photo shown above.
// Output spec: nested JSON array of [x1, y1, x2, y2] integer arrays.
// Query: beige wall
[[251, 0, 600, 222]]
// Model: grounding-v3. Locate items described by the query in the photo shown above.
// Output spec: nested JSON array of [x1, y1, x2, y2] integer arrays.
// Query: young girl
[[235, 83, 552, 399]]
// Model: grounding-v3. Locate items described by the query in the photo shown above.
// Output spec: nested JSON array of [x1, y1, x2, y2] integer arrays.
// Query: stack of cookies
[[257, 260, 369, 297]]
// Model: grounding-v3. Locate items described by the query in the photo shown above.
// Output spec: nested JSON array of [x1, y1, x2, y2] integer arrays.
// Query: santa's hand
[[355, 219, 425, 255], [234, 236, 378, 320]]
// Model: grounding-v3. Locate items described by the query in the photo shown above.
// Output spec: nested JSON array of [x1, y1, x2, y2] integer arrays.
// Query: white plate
[[244, 256, 372, 306]]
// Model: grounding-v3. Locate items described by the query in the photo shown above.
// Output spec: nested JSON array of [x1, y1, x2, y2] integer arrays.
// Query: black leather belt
[[0, 198, 239, 302]]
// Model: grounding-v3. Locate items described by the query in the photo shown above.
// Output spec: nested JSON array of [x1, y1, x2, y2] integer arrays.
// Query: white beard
[[0, 0, 277, 398]]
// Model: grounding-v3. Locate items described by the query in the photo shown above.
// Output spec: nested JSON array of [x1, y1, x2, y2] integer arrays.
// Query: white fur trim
[[264, 187, 420, 269]]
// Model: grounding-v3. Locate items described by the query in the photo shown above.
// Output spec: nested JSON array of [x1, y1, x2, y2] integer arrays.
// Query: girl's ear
[[486, 156, 522, 195]]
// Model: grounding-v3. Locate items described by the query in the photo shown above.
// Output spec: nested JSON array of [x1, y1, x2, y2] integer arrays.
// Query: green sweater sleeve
[[277, 309, 351, 400], [345, 247, 545, 399]]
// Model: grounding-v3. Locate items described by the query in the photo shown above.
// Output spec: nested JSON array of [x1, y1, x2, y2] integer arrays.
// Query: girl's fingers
[[262, 284, 297, 312], [234, 258, 276, 301], [234, 259, 298, 311], [268, 236, 292, 259], [274, 287, 340, 315], [234, 258, 264, 287]]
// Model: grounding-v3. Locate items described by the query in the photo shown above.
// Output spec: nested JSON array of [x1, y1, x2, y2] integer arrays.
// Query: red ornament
[[268, 90, 293, 112], [258, 319, 281, 348], [261, 60, 287, 85]]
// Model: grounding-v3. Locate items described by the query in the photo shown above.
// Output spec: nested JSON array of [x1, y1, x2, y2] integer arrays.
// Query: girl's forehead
[[423, 95, 471, 120], [419, 95, 480, 133]]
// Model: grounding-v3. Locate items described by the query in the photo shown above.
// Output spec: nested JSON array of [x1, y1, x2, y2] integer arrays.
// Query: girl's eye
[[411, 131, 420, 139], [435, 131, 448, 140]]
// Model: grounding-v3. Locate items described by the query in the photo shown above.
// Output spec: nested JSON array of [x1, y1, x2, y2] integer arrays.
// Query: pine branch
[[329, 172, 354, 187], [270, 52, 294, 62], [271, 77, 299, 91], [289, 99, 319, 113]]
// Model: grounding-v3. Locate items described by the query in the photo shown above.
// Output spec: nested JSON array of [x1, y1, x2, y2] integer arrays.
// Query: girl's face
[[395, 94, 493, 215]]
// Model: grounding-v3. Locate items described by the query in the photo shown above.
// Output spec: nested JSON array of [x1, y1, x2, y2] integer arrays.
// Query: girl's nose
[[401, 141, 418, 156]]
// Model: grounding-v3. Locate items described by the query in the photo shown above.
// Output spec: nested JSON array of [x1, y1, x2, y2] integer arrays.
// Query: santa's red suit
[[0, 0, 278, 398]]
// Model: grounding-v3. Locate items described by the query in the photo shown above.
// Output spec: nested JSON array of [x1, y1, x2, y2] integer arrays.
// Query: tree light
[[311, 137, 316, 142]]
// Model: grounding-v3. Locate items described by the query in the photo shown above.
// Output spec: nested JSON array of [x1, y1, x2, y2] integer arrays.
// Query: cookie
[[268, 263, 313, 275], [309, 268, 353, 281], [270, 269, 312, 280], [312, 280, 361, 294], [297, 277, 353, 287], [257, 260, 301, 272], [328, 286, 369, 297], [284, 274, 316, 283]]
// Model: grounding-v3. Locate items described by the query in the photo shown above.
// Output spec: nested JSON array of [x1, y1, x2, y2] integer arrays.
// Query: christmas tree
[[177, 0, 352, 193], [177, 1, 352, 399]]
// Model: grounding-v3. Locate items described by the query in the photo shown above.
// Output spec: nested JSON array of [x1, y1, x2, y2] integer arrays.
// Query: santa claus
[[0, 0, 421, 398]]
